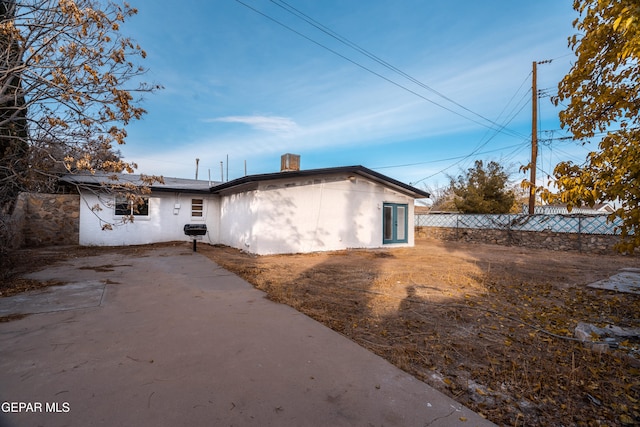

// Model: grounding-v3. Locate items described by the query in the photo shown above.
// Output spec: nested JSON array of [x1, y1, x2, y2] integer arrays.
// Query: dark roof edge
[[211, 165, 430, 198], [146, 187, 212, 194]]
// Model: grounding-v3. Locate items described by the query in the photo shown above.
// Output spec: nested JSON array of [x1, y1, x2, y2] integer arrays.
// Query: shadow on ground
[[201, 238, 640, 426]]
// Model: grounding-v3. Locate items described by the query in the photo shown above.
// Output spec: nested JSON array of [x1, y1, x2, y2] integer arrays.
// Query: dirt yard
[[2, 238, 640, 425], [199, 238, 640, 426]]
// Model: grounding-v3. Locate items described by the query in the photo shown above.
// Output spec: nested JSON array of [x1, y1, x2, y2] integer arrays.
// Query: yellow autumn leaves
[[550, 0, 640, 253]]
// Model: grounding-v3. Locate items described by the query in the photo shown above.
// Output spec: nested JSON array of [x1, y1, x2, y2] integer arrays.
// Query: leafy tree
[[549, 0, 640, 252], [0, 0, 161, 217], [450, 160, 515, 214]]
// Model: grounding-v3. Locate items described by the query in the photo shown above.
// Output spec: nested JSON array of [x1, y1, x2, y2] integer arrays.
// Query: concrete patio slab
[[0, 281, 105, 317], [588, 268, 640, 295], [0, 246, 494, 427]]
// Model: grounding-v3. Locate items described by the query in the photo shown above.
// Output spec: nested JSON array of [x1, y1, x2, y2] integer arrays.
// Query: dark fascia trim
[[146, 187, 212, 195], [210, 165, 430, 199]]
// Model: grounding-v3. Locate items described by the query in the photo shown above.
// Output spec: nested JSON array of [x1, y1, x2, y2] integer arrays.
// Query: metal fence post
[[578, 216, 582, 252]]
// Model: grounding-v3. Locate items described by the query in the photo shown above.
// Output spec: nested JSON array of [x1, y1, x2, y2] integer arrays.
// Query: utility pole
[[195, 158, 200, 180], [528, 61, 538, 215]]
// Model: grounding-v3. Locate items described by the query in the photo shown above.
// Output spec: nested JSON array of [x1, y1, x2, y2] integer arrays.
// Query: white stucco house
[[62, 155, 430, 255]]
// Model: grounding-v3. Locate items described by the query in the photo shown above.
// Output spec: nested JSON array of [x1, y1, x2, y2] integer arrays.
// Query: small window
[[191, 199, 204, 217], [115, 196, 149, 216]]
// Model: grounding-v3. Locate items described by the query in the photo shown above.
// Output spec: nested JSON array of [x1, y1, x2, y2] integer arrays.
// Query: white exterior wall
[[76, 173, 418, 253], [218, 174, 415, 255], [78, 190, 220, 246], [217, 190, 258, 251]]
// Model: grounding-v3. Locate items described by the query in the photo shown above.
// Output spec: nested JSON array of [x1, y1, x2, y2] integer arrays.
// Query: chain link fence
[[415, 213, 623, 235]]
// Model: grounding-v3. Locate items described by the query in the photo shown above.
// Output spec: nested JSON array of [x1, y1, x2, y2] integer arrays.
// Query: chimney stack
[[280, 153, 300, 172]]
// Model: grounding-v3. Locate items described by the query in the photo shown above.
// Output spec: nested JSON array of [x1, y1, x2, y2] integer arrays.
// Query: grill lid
[[184, 224, 207, 236]]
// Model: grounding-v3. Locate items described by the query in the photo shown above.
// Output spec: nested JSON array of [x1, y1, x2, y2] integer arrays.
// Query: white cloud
[[208, 115, 299, 133]]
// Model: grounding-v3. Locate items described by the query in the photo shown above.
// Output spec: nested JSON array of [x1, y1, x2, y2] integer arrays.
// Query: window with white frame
[[115, 196, 149, 216], [191, 198, 204, 217]]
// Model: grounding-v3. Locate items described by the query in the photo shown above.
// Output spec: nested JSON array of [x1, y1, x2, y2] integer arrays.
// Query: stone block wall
[[416, 226, 625, 255], [13, 193, 80, 247]]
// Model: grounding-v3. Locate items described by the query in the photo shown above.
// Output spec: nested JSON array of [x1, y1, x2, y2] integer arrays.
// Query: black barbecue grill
[[184, 224, 207, 251]]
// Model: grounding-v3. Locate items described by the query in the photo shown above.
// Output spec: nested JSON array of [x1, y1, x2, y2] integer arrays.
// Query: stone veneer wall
[[416, 226, 626, 255], [13, 193, 80, 247]]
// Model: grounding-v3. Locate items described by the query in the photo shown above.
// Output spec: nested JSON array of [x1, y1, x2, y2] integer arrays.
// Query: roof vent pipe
[[281, 153, 300, 172]]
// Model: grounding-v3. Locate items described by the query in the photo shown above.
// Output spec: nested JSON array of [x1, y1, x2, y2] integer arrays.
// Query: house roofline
[[60, 166, 431, 199], [210, 165, 430, 199], [60, 173, 215, 194]]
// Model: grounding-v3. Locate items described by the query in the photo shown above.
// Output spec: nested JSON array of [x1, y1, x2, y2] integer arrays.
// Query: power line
[[268, 0, 527, 140], [234, 0, 527, 139], [235, 0, 564, 185], [265, 0, 543, 180], [496, 73, 533, 124], [410, 79, 532, 185], [410, 137, 530, 186], [502, 140, 531, 163], [372, 143, 526, 170]]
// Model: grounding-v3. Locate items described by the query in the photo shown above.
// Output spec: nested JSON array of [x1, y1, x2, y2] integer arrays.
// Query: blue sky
[[119, 0, 586, 192]]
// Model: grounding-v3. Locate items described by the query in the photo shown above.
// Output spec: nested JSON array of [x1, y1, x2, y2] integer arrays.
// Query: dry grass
[[3, 239, 639, 425], [199, 238, 640, 426]]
